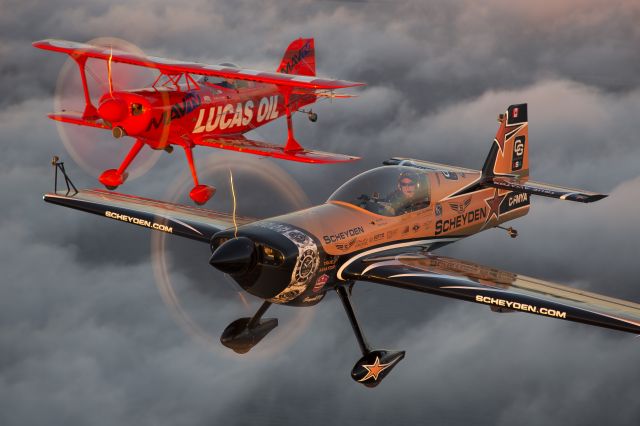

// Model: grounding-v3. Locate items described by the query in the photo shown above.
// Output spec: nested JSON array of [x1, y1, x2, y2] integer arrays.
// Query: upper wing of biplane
[[44, 189, 254, 243], [33, 39, 364, 90], [340, 249, 640, 335]]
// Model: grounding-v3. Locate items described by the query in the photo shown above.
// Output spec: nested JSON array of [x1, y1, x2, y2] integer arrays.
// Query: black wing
[[341, 250, 640, 334], [44, 189, 253, 243]]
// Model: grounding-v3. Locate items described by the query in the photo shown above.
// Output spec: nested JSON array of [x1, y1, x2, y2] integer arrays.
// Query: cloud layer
[[2, 1, 640, 425]]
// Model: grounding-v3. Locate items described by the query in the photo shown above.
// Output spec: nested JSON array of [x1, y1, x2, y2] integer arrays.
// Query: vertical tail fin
[[482, 104, 529, 179], [277, 38, 315, 76]]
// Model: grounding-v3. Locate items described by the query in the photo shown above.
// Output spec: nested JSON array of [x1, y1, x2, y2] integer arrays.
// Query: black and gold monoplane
[[44, 104, 640, 387]]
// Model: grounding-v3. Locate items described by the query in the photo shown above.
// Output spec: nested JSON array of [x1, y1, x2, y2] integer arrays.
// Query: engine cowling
[[209, 223, 322, 305]]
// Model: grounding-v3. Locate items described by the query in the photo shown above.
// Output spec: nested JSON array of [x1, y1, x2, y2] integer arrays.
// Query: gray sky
[[2, 0, 640, 425]]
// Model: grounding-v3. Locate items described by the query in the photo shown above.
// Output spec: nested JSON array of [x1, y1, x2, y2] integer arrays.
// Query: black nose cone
[[209, 237, 257, 275]]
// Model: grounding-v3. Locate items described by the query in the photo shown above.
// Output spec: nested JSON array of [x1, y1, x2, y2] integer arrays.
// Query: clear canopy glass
[[328, 166, 430, 216]]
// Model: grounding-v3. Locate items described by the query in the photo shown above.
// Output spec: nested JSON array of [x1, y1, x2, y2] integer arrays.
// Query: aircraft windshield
[[328, 166, 430, 216], [198, 75, 236, 89]]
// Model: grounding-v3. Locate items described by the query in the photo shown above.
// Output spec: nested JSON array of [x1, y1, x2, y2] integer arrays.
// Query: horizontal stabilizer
[[195, 135, 360, 164], [44, 189, 253, 242], [486, 176, 607, 203], [48, 112, 110, 129]]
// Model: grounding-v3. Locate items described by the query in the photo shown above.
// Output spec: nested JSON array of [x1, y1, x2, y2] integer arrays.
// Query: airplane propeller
[[149, 154, 316, 357], [209, 236, 257, 275], [52, 38, 319, 358], [52, 36, 162, 180]]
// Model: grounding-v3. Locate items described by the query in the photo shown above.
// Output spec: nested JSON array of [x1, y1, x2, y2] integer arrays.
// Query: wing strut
[[72, 55, 99, 119], [282, 87, 303, 152], [335, 285, 405, 388]]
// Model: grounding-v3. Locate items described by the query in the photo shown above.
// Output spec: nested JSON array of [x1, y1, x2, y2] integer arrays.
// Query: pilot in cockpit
[[387, 170, 429, 214]]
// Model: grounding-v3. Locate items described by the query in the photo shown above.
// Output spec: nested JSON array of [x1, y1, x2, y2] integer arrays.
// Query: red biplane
[[34, 38, 364, 204]]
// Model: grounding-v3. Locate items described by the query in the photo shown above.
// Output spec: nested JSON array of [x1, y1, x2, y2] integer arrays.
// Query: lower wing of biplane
[[34, 38, 364, 204], [340, 249, 640, 335]]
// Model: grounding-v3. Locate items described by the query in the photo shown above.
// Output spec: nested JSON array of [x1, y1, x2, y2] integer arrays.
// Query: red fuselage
[[105, 80, 314, 149]]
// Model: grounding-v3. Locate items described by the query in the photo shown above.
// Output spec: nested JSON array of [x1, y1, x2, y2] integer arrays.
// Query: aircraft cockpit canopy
[[328, 166, 430, 216]]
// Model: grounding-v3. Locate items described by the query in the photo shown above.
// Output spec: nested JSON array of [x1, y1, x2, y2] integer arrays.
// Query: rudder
[[482, 104, 529, 179], [277, 38, 315, 76]]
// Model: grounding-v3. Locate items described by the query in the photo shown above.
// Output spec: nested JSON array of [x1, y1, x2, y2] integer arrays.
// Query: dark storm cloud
[[5, 0, 640, 110], [2, 0, 640, 425]]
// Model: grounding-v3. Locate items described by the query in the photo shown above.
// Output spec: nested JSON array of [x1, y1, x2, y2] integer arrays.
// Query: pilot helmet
[[398, 170, 419, 188]]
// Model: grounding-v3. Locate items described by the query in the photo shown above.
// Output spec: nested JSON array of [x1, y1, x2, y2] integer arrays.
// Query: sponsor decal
[[281, 39, 313, 74], [475, 295, 567, 319], [192, 96, 279, 133], [441, 171, 458, 180], [288, 231, 309, 244], [435, 207, 487, 235], [448, 197, 471, 214], [105, 211, 173, 233], [255, 221, 292, 233], [302, 294, 324, 304], [147, 93, 202, 130], [319, 265, 337, 272], [499, 192, 529, 214], [313, 274, 330, 293], [295, 249, 317, 282], [269, 225, 319, 304], [323, 226, 365, 244], [358, 357, 394, 382], [355, 239, 369, 249], [335, 238, 357, 251], [511, 135, 525, 171], [435, 203, 442, 217], [323, 256, 338, 267], [484, 190, 506, 223], [371, 232, 385, 242]]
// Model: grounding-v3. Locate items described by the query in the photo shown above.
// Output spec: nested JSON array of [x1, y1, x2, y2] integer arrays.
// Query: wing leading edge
[[44, 189, 253, 243], [33, 39, 364, 90], [342, 251, 640, 335], [194, 135, 360, 163]]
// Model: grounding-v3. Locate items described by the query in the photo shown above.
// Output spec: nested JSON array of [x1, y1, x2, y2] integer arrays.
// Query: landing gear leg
[[336, 285, 405, 388], [182, 144, 215, 205], [99, 139, 145, 190], [220, 301, 278, 354]]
